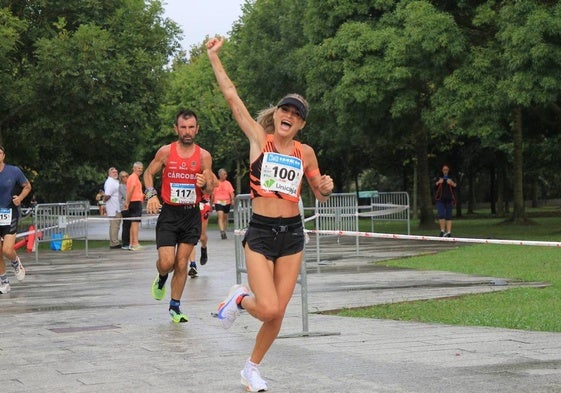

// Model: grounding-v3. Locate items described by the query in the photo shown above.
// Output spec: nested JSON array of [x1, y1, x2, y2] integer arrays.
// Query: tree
[[304, 1, 466, 226], [433, 1, 561, 222], [0, 7, 28, 155], [0, 0, 181, 201], [157, 42, 246, 192]]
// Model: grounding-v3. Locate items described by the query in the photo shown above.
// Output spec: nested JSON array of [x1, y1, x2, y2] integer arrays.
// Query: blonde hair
[[256, 93, 309, 134], [256, 107, 276, 134]]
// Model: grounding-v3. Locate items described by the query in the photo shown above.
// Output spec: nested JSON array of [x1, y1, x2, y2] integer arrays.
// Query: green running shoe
[[151, 275, 166, 301], [169, 308, 188, 323]]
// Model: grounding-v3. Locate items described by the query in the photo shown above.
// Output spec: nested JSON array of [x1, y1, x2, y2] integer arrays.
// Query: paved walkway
[[2, 222, 561, 392]]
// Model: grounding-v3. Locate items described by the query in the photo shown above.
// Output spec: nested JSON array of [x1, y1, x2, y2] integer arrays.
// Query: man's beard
[[179, 136, 194, 146]]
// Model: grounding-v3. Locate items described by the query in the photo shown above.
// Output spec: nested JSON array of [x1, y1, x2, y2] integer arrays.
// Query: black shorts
[[128, 201, 143, 222], [0, 213, 18, 237], [156, 203, 201, 248], [242, 213, 304, 263], [214, 203, 231, 214]]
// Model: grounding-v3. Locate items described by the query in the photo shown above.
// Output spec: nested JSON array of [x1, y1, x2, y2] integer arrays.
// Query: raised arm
[[206, 37, 265, 152]]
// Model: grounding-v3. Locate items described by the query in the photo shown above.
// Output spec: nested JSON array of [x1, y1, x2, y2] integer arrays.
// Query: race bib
[[169, 183, 196, 204], [260, 152, 303, 198], [0, 208, 12, 226]]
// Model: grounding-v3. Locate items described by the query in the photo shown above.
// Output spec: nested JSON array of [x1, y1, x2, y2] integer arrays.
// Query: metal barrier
[[310, 193, 360, 266], [233, 194, 252, 284], [34, 201, 90, 261], [358, 191, 410, 235]]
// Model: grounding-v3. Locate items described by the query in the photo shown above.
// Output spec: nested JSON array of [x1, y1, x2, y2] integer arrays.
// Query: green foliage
[[4, 0, 561, 215], [159, 41, 246, 180], [0, 0, 181, 202]]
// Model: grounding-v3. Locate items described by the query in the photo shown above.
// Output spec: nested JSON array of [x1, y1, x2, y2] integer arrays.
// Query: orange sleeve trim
[[306, 168, 320, 178]]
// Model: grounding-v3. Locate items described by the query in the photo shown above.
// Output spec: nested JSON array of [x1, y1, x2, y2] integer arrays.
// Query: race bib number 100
[[0, 208, 12, 226], [170, 183, 196, 204], [260, 152, 303, 198]]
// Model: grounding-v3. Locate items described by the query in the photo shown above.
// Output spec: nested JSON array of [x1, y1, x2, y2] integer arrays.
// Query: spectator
[[95, 189, 106, 216], [434, 164, 457, 237], [118, 171, 129, 249], [119, 171, 131, 250], [124, 162, 144, 251], [104, 167, 121, 249]]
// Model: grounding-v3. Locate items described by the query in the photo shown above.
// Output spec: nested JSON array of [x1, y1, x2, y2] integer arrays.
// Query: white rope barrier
[[86, 215, 160, 221], [306, 229, 561, 248]]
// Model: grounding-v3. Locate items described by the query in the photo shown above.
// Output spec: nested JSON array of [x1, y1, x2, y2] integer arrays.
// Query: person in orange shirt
[[123, 161, 144, 251], [211, 168, 235, 239]]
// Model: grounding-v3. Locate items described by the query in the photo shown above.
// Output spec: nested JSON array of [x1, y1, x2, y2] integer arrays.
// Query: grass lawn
[[337, 211, 561, 332]]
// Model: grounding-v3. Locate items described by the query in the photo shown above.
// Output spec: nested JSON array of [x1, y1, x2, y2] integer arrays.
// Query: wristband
[[320, 190, 332, 197], [144, 187, 158, 200]]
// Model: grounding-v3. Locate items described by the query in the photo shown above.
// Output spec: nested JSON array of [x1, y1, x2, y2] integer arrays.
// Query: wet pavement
[[1, 220, 561, 392]]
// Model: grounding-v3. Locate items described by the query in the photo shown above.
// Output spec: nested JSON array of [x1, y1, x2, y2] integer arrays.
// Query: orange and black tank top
[[249, 134, 305, 203], [161, 142, 203, 205]]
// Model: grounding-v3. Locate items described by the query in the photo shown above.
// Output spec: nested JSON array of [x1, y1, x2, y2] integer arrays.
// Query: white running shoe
[[0, 282, 11, 294], [241, 364, 268, 392], [216, 284, 248, 329], [13, 259, 25, 281]]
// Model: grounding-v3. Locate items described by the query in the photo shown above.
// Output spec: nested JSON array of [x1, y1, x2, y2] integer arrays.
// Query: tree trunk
[[467, 174, 475, 214], [412, 159, 418, 220], [414, 125, 433, 228], [511, 107, 526, 222], [496, 163, 506, 216], [531, 177, 538, 208], [455, 171, 462, 217], [489, 165, 496, 214]]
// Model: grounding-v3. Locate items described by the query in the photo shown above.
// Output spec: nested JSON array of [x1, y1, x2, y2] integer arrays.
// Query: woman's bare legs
[[240, 246, 302, 364]]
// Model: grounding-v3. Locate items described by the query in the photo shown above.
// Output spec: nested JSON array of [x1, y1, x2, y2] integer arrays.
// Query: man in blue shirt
[[0, 146, 31, 294]]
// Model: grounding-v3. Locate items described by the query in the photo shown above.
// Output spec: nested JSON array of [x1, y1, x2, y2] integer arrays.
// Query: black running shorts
[[128, 201, 143, 223], [156, 203, 201, 248], [214, 203, 231, 214], [0, 213, 18, 237], [242, 213, 304, 263]]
